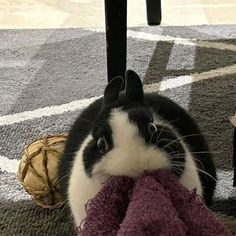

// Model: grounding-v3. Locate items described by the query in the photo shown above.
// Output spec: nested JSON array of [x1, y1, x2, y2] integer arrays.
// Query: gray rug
[[0, 25, 236, 236]]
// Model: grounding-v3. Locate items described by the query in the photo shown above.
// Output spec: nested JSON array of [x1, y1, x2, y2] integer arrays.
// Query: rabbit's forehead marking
[[109, 108, 143, 142], [91, 108, 171, 177], [109, 108, 134, 131], [108, 107, 151, 139]]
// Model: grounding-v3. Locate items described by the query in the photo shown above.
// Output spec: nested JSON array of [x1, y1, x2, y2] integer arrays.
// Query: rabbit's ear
[[125, 70, 144, 102], [103, 76, 124, 106]]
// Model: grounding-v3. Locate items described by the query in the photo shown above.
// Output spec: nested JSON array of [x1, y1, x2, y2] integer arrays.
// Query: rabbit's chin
[[68, 147, 202, 227]]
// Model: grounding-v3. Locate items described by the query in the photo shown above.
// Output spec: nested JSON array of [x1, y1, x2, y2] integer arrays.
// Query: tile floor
[[0, 0, 235, 29]]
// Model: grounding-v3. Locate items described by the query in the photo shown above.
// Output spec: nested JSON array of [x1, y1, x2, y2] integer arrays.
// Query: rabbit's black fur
[[59, 70, 216, 226]]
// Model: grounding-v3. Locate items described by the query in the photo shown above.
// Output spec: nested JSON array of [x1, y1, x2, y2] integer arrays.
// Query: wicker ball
[[17, 134, 67, 209]]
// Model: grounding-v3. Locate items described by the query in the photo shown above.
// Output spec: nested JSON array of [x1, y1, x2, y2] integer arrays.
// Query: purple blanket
[[79, 170, 231, 236]]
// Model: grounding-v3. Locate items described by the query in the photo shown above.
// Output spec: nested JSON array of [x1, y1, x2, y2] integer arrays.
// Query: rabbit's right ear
[[125, 70, 143, 102], [103, 76, 124, 107]]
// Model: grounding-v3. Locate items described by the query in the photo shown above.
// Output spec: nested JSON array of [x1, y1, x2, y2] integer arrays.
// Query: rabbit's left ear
[[125, 70, 144, 102], [103, 76, 124, 106]]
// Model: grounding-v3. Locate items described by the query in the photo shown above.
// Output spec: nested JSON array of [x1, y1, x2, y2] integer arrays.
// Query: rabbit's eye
[[97, 136, 109, 154], [148, 122, 157, 134]]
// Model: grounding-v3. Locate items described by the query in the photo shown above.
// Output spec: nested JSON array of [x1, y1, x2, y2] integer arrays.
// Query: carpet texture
[[0, 25, 235, 236]]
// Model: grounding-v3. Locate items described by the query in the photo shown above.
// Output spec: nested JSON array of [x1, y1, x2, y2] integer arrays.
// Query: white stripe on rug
[[0, 96, 100, 126], [88, 28, 197, 46], [0, 64, 235, 127], [87, 28, 236, 51], [145, 64, 236, 92], [127, 31, 236, 51], [0, 155, 19, 173], [127, 30, 196, 45]]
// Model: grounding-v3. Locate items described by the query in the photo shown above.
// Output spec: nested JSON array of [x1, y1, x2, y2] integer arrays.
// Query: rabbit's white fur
[[68, 109, 202, 226]]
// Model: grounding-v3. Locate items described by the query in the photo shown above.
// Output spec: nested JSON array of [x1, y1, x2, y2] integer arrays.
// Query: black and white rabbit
[[59, 70, 216, 226]]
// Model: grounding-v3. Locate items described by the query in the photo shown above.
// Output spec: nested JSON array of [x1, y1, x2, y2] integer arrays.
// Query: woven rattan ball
[[17, 134, 67, 209]]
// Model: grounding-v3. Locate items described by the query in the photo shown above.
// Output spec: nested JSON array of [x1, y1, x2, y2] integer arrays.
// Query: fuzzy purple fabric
[[79, 170, 231, 236]]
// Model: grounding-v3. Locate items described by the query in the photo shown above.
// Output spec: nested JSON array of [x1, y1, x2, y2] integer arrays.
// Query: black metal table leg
[[146, 0, 162, 25], [105, 0, 127, 88]]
